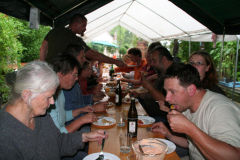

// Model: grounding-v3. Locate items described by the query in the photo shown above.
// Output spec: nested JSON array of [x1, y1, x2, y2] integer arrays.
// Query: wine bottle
[[115, 80, 122, 106], [127, 98, 138, 138], [109, 64, 115, 81]]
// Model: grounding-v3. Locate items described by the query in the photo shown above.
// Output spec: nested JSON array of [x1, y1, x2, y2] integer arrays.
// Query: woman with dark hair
[[189, 50, 225, 95]]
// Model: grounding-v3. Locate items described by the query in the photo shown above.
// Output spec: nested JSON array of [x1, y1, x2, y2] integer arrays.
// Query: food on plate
[[123, 98, 131, 102], [138, 119, 144, 124], [123, 98, 138, 103], [107, 102, 115, 108], [106, 81, 117, 86], [105, 88, 110, 92], [101, 118, 112, 125]]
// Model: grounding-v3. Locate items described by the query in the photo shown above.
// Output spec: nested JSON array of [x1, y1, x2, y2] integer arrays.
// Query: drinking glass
[[119, 133, 132, 153], [116, 112, 125, 127]]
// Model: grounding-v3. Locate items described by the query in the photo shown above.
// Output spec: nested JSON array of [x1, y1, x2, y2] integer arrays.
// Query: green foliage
[[0, 13, 51, 105], [87, 42, 104, 53], [109, 25, 138, 59], [168, 40, 214, 63], [106, 46, 116, 54], [110, 25, 138, 49], [167, 39, 240, 81], [119, 47, 127, 55], [212, 41, 237, 79], [0, 13, 24, 104], [119, 43, 131, 55], [18, 20, 51, 62]]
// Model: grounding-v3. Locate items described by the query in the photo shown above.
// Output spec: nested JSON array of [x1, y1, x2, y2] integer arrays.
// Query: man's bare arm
[[120, 78, 141, 85], [141, 79, 165, 101], [169, 111, 240, 160], [40, 40, 48, 61], [85, 49, 127, 67], [188, 123, 240, 160]]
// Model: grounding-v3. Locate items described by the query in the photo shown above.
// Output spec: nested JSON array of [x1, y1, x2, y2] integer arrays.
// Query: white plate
[[127, 65, 137, 67], [155, 138, 176, 154], [93, 117, 116, 126], [122, 98, 139, 103], [83, 152, 120, 160], [138, 116, 155, 125]]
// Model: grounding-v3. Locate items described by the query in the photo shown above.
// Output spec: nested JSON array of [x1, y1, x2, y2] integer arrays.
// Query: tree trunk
[[173, 39, 179, 57]]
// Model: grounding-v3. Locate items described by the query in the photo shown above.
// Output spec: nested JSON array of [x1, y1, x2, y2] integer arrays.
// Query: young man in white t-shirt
[[151, 63, 240, 160]]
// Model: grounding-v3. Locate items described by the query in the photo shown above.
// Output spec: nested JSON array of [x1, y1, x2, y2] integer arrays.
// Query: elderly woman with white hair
[[0, 61, 107, 159]]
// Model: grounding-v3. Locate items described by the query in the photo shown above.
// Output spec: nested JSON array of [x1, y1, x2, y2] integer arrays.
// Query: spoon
[[139, 145, 144, 154]]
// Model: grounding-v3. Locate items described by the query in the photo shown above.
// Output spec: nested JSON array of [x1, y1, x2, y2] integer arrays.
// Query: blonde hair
[[10, 61, 59, 106], [122, 54, 131, 62]]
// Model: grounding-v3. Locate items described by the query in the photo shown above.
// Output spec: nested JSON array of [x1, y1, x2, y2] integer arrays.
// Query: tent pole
[[218, 27, 225, 80], [232, 36, 239, 101], [189, 36, 191, 57]]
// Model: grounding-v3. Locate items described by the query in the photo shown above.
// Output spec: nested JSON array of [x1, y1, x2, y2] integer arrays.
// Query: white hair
[[10, 61, 59, 106]]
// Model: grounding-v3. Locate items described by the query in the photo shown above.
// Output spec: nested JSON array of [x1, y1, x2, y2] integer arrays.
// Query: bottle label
[[128, 121, 136, 133], [115, 94, 119, 103]]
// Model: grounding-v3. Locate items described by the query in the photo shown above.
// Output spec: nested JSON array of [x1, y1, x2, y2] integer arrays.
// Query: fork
[[96, 130, 106, 160]]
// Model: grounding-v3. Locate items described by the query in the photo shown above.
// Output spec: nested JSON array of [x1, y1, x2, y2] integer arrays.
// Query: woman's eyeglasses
[[189, 62, 206, 66]]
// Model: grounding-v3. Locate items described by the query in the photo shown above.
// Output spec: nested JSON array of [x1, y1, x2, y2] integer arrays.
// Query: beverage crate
[[219, 81, 240, 88]]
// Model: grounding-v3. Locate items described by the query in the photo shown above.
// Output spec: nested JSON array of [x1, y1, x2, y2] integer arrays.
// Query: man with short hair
[[47, 53, 103, 160], [40, 14, 126, 68], [131, 46, 174, 121], [120, 47, 147, 86], [152, 63, 240, 159], [63, 43, 106, 123]]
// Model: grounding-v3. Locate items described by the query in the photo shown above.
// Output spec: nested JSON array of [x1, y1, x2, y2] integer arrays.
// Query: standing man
[[152, 63, 240, 159], [40, 14, 126, 68]]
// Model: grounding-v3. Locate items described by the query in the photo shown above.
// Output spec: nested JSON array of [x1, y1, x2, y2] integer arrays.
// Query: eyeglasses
[[72, 73, 78, 78], [189, 62, 206, 66]]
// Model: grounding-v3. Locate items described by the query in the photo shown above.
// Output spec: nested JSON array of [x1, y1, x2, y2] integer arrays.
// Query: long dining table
[[88, 95, 181, 160]]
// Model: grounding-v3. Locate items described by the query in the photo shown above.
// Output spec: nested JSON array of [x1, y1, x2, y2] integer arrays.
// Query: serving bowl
[[132, 138, 168, 160]]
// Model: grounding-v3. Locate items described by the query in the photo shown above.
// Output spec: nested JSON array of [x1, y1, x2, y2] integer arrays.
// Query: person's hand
[[82, 130, 108, 145], [92, 91, 106, 102], [129, 91, 139, 98], [93, 102, 107, 112], [121, 72, 126, 76], [115, 60, 127, 68], [146, 74, 158, 81], [97, 77, 107, 82], [151, 122, 172, 139], [158, 100, 170, 113], [81, 105, 96, 113], [167, 110, 193, 134], [141, 79, 152, 90], [80, 112, 98, 124], [92, 71, 98, 77], [120, 78, 129, 82]]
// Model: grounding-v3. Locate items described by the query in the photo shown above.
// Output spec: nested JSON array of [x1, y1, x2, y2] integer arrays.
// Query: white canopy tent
[[83, 0, 210, 42], [81, 0, 240, 101]]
